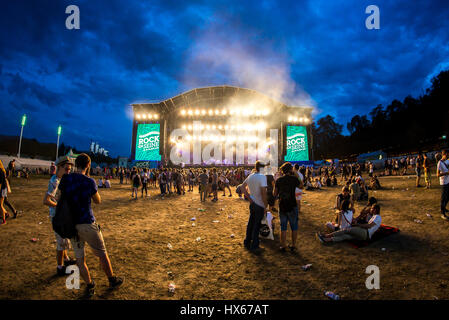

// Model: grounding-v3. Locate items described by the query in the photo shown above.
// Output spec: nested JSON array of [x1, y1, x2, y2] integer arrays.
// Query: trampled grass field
[[0, 173, 448, 300]]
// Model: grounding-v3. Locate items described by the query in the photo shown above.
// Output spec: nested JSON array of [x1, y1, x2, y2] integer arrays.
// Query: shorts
[[50, 217, 70, 251], [212, 184, 217, 191], [70, 223, 107, 259], [279, 207, 299, 231], [199, 184, 207, 192]]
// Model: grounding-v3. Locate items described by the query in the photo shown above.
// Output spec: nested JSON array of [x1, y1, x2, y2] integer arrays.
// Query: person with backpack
[[43, 156, 77, 275], [273, 162, 302, 252], [132, 170, 141, 199], [437, 150, 449, 220], [56, 153, 123, 298]]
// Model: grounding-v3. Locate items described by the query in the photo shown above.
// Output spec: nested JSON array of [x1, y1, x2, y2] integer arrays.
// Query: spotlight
[[154, 114, 159, 119], [148, 114, 153, 119], [230, 110, 234, 115], [206, 125, 211, 129], [195, 109, 200, 115], [142, 114, 147, 119], [187, 135, 192, 141], [208, 109, 213, 115], [293, 117, 298, 122], [200, 125, 205, 129], [212, 125, 216, 129], [136, 114, 141, 120], [182, 125, 186, 130], [221, 109, 227, 115], [180, 110, 186, 116], [288, 116, 292, 122], [188, 109, 193, 116], [215, 110, 220, 115], [201, 110, 206, 115], [262, 109, 269, 116], [188, 125, 193, 130], [224, 125, 229, 130], [218, 125, 223, 130], [255, 110, 261, 116]]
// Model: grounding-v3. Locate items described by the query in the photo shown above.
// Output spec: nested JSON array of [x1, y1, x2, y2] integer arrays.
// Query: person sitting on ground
[[369, 175, 381, 190], [98, 177, 104, 188], [358, 178, 369, 201], [332, 175, 338, 186], [317, 204, 382, 244], [104, 177, 111, 188], [335, 186, 354, 211], [326, 199, 354, 232], [349, 178, 361, 201], [353, 197, 377, 224], [313, 178, 322, 189], [305, 177, 314, 190]]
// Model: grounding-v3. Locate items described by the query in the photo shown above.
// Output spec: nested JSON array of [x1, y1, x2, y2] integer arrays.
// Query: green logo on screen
[[136, 124, 161, 161], [284, 126, 309, 161]]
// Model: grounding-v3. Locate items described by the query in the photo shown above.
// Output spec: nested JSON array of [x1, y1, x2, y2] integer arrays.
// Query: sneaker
[[64, 258, 77, 266], [56, 266, 67, 276], [108, 276, 124, 289], [316, 232, 325, 244], [228, 194, 232, 197], [85, 281, 96, 298], [279, 246, 287, 252], [441, 214, 449, 221]]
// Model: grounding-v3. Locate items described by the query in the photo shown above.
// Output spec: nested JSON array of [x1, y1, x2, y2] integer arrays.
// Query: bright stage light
[[218, 125, 223, 130], [182, 125, 186, 129], [187, 135, 192, 141], [224, 125, 229, 130], [288, 116, 292, 122], [208, 109, 213, 115], [206, 125, 211, 129], [195, 109, 200, 115], [154, 114, 159, 119], [214, 110, 220, 115], [230, 110, 234, 115], [231, 125, 235, 130], [200, 125, 204, 129], [188, 109, 193, 116], [293, 117, 298, 122], [221, 109, 227, 115], [188, 125, 193, 130], [180, 110, 186, 116], [255, 110, 261, 116], [142, 114, 147, 119], [148, 114, 153, 119], [212, 125, 216, 129], [136, 114, 141, 120], [201, 110, 206, 115], [262, 109, 269, 116]]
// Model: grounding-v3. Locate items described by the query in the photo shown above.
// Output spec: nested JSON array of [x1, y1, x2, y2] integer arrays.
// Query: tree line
[[311, 70, 449, 160]]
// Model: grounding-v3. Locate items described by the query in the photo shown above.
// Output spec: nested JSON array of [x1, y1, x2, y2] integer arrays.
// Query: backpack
[[52, 192, 78, 239]]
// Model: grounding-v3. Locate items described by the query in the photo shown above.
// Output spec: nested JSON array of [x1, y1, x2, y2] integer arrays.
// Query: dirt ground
[[1, 171, 448, 300]]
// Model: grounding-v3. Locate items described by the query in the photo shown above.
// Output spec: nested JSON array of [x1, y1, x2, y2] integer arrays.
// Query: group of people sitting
[[97, 177, 111, 188], [318, 193, 381, 244]]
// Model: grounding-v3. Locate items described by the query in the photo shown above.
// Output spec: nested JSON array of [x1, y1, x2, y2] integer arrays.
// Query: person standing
[[211, 168, 218, 202], [437, 150, 449, 220], [0, 160, 8, 225], [273, 162, 301, 252], [141, 168, 149, 198], [240, 161, 268, 255], [198, 169, 208, 202], [416, 153, 424, 187], [43, 156, 77, 275], [58, 153, 123, 297], [423, 153, 432, 189]]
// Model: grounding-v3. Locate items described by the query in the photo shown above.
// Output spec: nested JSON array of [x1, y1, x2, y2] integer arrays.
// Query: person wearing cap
[[43, 156, 77, 276], [240, 160, 268, 255]]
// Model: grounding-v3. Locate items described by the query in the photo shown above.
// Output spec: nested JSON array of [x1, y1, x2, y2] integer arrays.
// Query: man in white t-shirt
[[437, 150, 449, 220], [317, 204, 381, 243], [241, 161, 268, 254]]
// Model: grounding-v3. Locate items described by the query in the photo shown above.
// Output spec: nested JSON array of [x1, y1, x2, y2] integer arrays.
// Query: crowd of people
[[0, 148, 448, 298]]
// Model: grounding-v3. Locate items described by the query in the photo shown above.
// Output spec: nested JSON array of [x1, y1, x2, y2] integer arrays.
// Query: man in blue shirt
[[59, 153, 123, 298]]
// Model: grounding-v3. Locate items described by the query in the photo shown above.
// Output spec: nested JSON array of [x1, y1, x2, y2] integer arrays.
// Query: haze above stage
[[131, 85, 313, 166]]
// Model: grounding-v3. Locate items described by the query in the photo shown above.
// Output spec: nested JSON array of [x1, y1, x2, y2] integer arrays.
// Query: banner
[[135, 123, 161, 161], [284, 125, 309, 161]]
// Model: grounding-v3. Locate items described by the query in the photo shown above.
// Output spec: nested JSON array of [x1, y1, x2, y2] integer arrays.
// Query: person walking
[[43, 156, 77, 275], [437, 150, 449, 220], [240, 161, 268, 255], [58, 153, 123, 298]]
